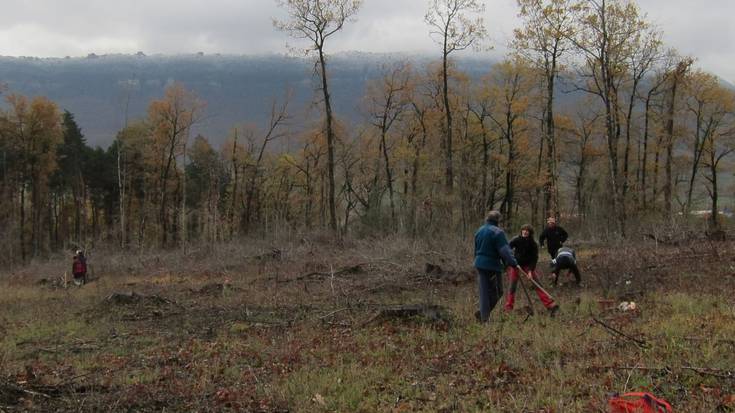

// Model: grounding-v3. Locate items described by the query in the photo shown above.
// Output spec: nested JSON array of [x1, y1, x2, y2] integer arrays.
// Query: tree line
[[1, 0, 734, 264]]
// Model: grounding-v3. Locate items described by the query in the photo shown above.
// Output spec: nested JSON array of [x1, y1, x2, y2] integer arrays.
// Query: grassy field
[[1, 234, 734, 412]]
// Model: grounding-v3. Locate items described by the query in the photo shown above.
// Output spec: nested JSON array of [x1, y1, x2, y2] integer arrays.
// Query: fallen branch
[[361, 304, 450, 327], [251, 248, 282, 261], [284, 264, 365, 283], [18, 387, 51, 399], [683, 336, 735, 346], [0, 381, 52, 402], [588, 365, 735, 381], [591, 316, 649, 348], [644, 233, 678, 245], [104, 292, 183, 308], [317, 308, 350, 320], [682, 366, 735, 381], [588, 365, 670, 373]]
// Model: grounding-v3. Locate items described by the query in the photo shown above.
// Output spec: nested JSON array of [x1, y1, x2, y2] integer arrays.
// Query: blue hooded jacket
[[474, 221, 518, 272]]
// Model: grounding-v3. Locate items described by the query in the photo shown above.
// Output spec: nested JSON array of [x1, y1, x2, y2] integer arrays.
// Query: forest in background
[[1, 0, 734, 265]]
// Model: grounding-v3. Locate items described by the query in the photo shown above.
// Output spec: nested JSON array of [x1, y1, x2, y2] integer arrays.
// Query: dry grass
[[1, 235, 734, 412]]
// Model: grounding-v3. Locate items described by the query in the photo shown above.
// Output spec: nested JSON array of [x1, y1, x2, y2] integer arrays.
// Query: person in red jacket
[[505, 224, 558, 316], [72, 250, 87, 286]]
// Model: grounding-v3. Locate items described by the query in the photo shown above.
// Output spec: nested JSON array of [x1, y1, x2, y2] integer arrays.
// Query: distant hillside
[[0, 53, 496, 148]]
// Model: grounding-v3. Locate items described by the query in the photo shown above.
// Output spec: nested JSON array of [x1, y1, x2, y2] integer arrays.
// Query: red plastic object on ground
[[608, 392, 673, 413]]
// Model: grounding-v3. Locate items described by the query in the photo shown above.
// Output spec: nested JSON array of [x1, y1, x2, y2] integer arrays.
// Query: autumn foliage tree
[[570, 0, 655, 234], [0, 95, 63, 261], [426, 0, 487, 193], [513, 0, 579, 219], [147, 83, 205, 246], [274, 0, 363, 232]]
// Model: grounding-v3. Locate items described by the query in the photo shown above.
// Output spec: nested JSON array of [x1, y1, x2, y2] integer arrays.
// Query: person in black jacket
[[539, 217, 568, 259], [504, 224, 558, 315]]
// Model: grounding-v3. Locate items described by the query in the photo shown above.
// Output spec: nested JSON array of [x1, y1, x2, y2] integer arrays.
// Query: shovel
[[517, 275, 535, 317], [516, 265, 557, 303]]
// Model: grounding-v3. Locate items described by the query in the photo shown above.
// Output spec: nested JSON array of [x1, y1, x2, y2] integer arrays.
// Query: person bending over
[[550, 246, 581, 286]]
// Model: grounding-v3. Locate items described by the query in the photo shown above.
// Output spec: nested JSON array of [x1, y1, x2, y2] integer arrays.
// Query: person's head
[[547, 217, 557, 228], [75, 249, 83, 256], [485, 210, 502, 225], [520, 224, 534, 238]]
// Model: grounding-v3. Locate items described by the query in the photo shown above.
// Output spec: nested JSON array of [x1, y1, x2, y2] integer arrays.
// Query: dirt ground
[[1, 235, 734, 412]]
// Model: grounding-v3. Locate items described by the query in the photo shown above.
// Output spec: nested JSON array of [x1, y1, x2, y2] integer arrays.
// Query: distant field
[[1, 235, 734, 412]]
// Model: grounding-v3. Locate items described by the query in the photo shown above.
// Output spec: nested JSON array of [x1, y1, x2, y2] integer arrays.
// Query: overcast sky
[[0, 0, 733, 82]]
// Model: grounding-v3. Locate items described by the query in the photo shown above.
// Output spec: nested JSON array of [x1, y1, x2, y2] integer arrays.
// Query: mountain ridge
[[0, 52, 496, 147]]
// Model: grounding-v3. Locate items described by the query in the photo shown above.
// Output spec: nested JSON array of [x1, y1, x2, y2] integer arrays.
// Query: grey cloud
[[0, 0, 732, 81], [638, 0, 735, 81]]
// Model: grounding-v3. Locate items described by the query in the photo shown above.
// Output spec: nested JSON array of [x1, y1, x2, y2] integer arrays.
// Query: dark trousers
[[547, 245, 561, 259], [476, 268, 503, 322], [552, 257, 581, 286]]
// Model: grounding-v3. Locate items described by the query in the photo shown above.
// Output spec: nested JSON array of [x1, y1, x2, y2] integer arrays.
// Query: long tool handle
[[517, 274, 535, 315], [516, 265, 556, 302]]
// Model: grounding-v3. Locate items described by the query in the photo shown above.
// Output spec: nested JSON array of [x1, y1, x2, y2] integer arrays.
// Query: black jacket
[[509, 235, 539, 269], [539, 225, 568, 251]]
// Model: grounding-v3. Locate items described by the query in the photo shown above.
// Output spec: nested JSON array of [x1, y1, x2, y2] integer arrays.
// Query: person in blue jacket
[[474, 210, 518, 323]]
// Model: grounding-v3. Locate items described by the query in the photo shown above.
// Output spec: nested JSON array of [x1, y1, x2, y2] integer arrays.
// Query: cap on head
[[486, 210, 502, 223], [75, 249, 83, 255]]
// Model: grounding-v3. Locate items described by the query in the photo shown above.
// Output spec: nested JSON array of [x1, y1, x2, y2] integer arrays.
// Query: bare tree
[[364, 63, 411, 227], [274, 0, 363, 232], [403, 69, 437, 235], [682, 70, 723, 215], [468, 84, 500, 216], [485, 60, 534, 224], [638, 52, 676, 210], [570, 0, 652, 235], [425, 0, 487, 193], [662, 57, 693, 218], [242, 93, 291, 233], [703, 118, 735, 229], [560, 106, 602, 218], [147, 83, 205, 247], [621, 26, 662, 205], [117, 78, 137, 248], [513, 0, 578, 219]]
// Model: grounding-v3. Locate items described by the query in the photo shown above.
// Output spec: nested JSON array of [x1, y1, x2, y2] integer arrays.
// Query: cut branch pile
[[283, 263, 366, 283], [362, 304, 451, 327]]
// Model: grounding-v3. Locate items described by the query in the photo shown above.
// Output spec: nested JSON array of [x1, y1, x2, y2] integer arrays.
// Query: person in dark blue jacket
[[474, 210, 518, 323]]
